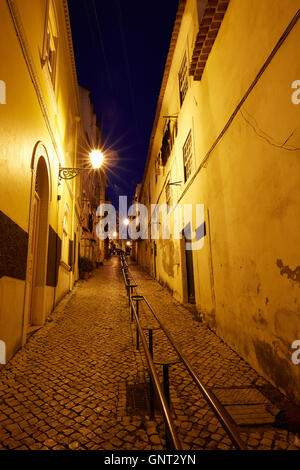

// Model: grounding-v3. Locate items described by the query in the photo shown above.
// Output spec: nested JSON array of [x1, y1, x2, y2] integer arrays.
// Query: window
[[88, 214, 93, 233], [166, 180, 172, 208], [155, 153, 161, 184], [62, 210, 69, 264], [43, 0, 58, 87], [173, 119, 178, 141], [178, 52, 188, 106], [183, 131, 193, 182], [160, 121, 171, 166], [170, 119, 178, 148]]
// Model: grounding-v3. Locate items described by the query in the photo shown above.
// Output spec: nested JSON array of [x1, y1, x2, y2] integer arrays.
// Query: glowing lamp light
[[113, 231, 117, 238], [59, 149, 104, 180], [89, 149, 104, 169], [126, 241, 131, 246], [123, 218, 130, 226]]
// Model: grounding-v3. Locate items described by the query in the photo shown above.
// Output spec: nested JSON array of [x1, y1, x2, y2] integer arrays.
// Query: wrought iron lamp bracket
[[59, 167, 89, 181]]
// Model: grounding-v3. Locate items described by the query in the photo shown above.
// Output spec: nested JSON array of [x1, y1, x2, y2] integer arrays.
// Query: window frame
[[42, 0, 59, 89], [178, 51, 188, 107], [183, 130, 193, 183], [165, 179, 172, 209], [61, 209, 70, 265]]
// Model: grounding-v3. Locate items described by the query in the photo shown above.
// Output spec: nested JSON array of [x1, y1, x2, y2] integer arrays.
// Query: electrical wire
[[114, 0, 140, 137], [89, 0, 115, 95], [241, 108, 300, 151]]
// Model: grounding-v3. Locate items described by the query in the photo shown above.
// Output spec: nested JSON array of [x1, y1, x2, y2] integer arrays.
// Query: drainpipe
[[53, 164, 61, 312], [70, 116, 81, 291]]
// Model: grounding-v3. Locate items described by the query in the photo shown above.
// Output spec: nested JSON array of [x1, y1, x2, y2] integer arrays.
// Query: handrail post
[[136, 325, 139, 350], [131, 300, 181, 450], [149, 329, 153, 355], [148, 329, 155, 420], [135, 297, 139, 320], [129, 285, 132, 306], [142, 296, 246, 450], [163, 364, 170, 407]]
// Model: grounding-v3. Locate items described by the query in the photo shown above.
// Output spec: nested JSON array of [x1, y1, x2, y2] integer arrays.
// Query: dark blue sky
[[68, 0, 179, 205]]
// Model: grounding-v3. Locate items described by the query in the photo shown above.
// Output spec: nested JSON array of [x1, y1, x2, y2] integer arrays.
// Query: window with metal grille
[[165, 180, 172, 208], [161, 121, 171, 166], [183, 131, 193, 183], [42, 0, 58, 88], [155, 153, 161, 184], [62, 210, 69, 264], [88, 214, 93, 233], [178, 52, 188, 106]]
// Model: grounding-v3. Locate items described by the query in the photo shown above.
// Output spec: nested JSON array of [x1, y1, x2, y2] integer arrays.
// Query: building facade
[[137, 0, 300, 403], [79, 86, 106, 267], [0, 0, 85, 361]]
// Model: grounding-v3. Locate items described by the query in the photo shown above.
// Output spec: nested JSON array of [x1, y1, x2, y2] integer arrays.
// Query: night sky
[[68, 0, 179, 206]]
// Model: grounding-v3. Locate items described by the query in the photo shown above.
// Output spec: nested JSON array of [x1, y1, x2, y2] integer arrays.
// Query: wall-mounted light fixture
[[59, 149, 104, 180]]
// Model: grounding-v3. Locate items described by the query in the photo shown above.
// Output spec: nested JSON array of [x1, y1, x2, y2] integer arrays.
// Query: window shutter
[[68, 239, 73, 268]]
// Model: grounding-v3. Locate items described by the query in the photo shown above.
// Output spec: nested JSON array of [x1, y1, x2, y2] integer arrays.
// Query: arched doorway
[[27, 156, 50, 329]]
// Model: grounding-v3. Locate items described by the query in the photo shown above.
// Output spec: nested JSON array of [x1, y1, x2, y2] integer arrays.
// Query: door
[[185, 239, 195, 304], [28, 191, 40, 326], [153, 242, 157, 279]]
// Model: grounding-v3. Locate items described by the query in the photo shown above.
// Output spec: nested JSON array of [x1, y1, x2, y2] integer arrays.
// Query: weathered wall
[[138, 0, 300, 403]]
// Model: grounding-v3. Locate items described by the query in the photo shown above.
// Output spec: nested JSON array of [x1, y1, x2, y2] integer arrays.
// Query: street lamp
[[89, 149, 104, 169], [59, 149, 104, 180]]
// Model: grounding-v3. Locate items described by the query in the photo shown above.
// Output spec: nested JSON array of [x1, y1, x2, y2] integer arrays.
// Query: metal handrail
[[120, 255, 136, 283], [119, 254, 246, 450], [142, 296, 246, 450], [130, 298, 182, 450]]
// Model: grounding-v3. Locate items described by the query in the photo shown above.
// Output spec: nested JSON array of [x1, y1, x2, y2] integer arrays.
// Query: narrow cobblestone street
[[0, 256, 299, 451]]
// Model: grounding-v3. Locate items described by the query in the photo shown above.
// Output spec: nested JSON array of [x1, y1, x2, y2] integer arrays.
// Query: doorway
[[27, 191, 40, 327], [182, 227, 195, 304], [153, 241, 157, 279], [185, 243, 195, 304], [27, 157, 50, 329]]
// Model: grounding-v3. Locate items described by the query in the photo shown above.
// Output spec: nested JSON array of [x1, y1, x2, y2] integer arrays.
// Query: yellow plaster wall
[[0, 0, 80, 360], [138, 0, 300, 403], [0, 277, 25, 361]]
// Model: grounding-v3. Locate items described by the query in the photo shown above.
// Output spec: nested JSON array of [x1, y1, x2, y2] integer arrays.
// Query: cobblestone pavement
[[128, 259, 300, 451], [0, 257, 165, 450], [0, 256, 299, 451]]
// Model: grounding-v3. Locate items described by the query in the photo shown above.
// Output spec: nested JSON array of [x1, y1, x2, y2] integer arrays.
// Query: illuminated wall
[[138, 0, 300, 404], [0, 0, 82, 361]]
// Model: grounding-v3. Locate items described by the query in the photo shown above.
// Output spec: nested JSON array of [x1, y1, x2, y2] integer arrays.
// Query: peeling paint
[[161, 240, 175, 278], [204, 309, 216, 330], [276, 259, 300, 285], [253, 339, 297, 402], [253, 310, 268, 326], [257, 283, 261, 294]]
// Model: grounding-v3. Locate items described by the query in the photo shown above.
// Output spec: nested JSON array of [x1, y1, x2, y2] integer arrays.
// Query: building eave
[[189, 0, 230, 80], [62, 0, 81, 117]]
